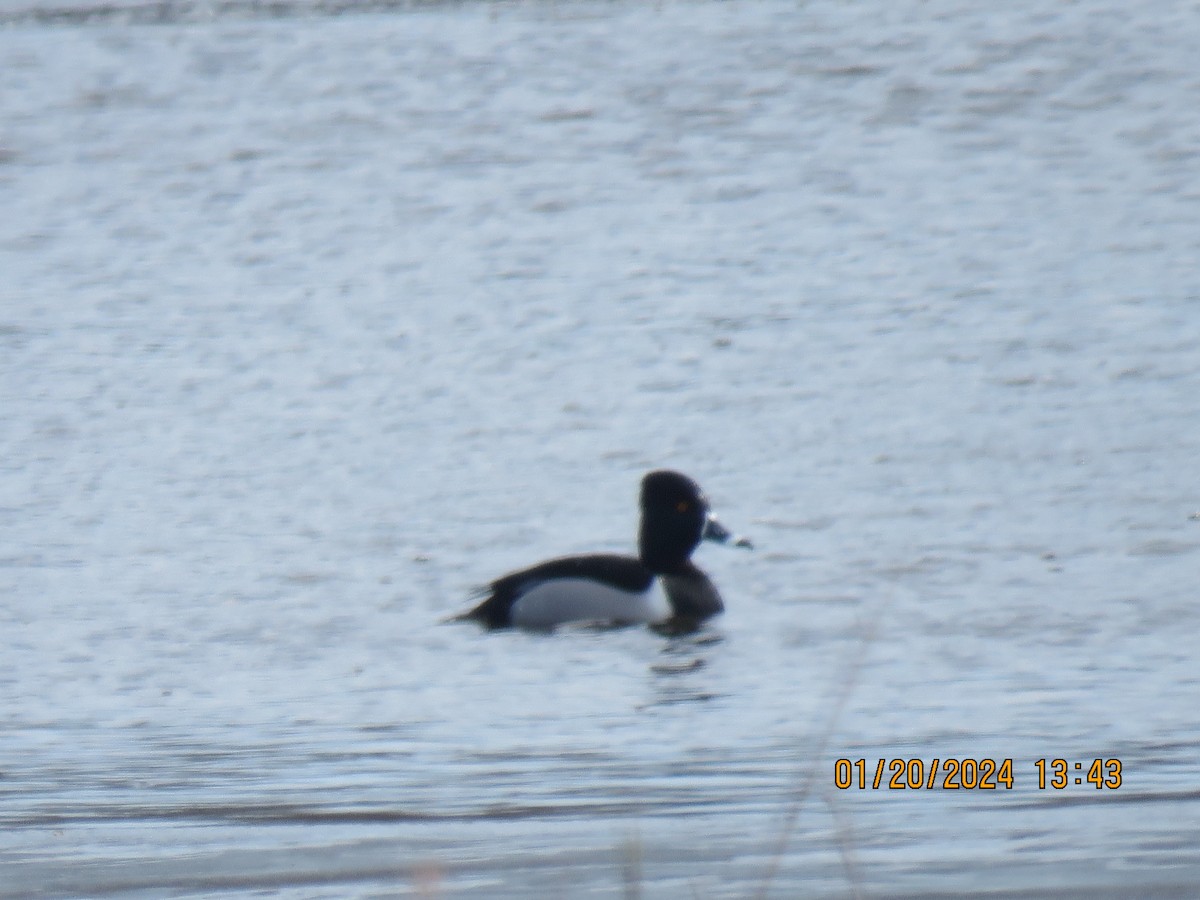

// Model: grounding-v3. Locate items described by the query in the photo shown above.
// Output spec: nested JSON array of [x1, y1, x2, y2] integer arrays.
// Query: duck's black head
[[638, 470, 731, 573]]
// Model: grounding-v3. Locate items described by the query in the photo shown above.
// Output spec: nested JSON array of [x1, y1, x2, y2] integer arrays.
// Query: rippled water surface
[[2, 0, 1199, 896]]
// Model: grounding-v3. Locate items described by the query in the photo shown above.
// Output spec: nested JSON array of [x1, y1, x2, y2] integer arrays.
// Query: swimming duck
[[456, 470, 749, 632]]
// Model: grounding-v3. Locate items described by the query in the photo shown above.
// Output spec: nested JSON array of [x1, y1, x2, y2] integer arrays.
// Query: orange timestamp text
[[833, 758, 1123, 790]]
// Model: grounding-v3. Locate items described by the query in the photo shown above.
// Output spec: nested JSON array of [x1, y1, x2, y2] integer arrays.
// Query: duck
[[455, 470, 749, 632]]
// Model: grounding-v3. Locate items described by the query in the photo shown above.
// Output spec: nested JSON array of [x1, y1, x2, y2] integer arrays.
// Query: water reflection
[[644, 633, 725, 708]]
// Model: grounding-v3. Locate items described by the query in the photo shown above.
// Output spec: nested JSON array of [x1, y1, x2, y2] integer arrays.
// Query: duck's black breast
[[462, 554, 655, 629], [659, 562, 724, 628]]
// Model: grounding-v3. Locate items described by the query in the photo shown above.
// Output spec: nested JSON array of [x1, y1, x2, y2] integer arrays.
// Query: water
[[2, 0, 1199, 896]]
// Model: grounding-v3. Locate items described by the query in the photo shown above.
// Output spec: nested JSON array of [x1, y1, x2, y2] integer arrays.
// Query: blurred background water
[[2, 0, 1199, 896]]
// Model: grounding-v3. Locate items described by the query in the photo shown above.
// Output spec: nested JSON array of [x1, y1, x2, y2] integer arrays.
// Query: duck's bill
[[702, 513, 753, 549]]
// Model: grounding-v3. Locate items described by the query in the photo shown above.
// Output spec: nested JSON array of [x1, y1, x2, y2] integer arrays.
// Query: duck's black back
[[463, 553, 654, 629]]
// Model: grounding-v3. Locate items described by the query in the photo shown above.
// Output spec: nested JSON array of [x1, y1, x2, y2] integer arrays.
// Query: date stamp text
[[833, 758, 1123, 790]]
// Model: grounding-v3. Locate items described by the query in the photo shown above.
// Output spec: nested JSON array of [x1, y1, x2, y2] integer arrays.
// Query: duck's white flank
[[509, 578, 671, 629]]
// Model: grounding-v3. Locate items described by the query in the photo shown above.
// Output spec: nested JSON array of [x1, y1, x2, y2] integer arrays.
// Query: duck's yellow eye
[[676, 501, 690, 513]]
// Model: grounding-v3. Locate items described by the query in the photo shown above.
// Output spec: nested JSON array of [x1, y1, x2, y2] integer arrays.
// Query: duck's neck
[[638, 525, 697, 575]]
